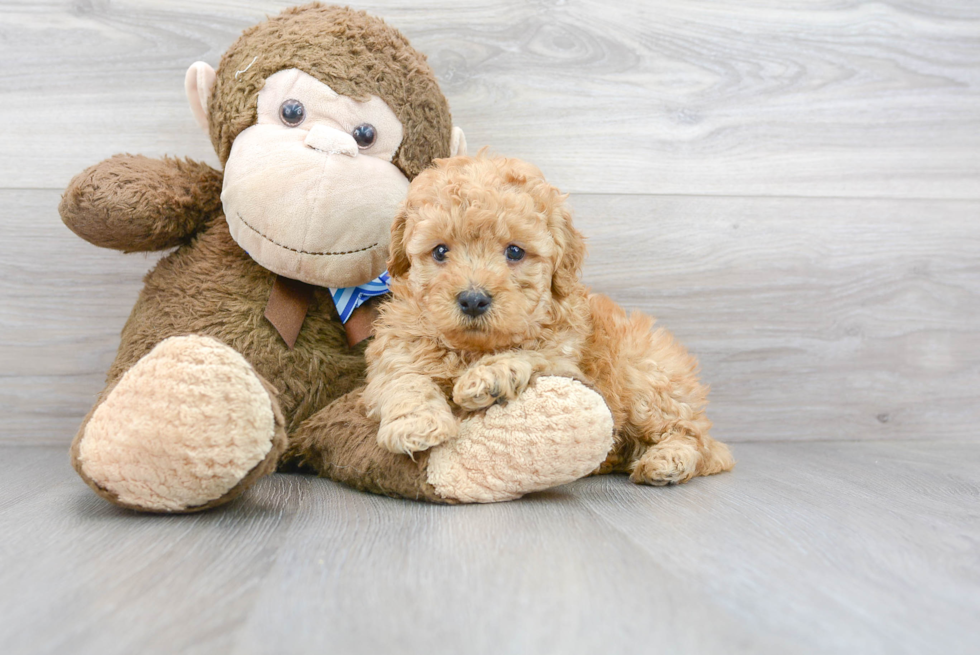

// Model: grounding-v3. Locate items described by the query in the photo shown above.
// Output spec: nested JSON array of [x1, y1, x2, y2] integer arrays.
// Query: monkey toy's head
[[184, 3, 466, 288]]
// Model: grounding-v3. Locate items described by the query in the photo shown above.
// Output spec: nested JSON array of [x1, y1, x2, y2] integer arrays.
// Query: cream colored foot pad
[[78, 335, 276, 511], [427, 376, 614, 503]]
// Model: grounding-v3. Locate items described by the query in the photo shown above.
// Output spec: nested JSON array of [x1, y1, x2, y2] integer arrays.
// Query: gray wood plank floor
[[1, 442, 977, 655]]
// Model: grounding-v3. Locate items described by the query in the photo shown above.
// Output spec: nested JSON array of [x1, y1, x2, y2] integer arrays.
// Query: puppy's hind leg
[[587, 295, 734, 485], [626, 392, 734, 485], [611, 314, 733, 484], [630, 429, 734, 486], [698, 433, 736, 477]]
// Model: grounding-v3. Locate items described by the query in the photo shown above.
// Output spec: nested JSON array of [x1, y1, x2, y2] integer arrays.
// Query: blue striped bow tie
[[329, 271, 391, 323]]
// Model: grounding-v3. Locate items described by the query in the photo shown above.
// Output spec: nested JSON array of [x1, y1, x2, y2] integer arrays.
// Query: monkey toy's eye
[[352, 123, 377, 149], [432, 244, 450, 263], [279, 99, 306, 127], [505, 245, 525, 262]]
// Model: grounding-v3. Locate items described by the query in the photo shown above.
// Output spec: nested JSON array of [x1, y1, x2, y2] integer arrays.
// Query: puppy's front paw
[[452, 366, 502, 410], [378, 410, 458, 455], [453, 360, 533, 410]]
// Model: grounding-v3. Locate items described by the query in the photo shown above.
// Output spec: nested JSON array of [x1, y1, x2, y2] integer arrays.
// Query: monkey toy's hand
[[60, 154, 222, 252]]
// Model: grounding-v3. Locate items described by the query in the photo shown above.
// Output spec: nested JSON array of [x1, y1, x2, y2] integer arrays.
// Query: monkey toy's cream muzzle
[[304, 124, 359, 157], [220, 68, 411, 289]]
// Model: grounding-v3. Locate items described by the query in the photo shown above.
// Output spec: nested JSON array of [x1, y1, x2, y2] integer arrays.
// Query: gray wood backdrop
[[1, 0, 978, 445]]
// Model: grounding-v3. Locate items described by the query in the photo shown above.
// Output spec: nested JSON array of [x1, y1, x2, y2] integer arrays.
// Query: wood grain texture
[[4, 189, 976, 444], [573, 194, 980, 443], [0, 190, 164, 443], [0, 0, 977, 197], [0, 442, 977, 655], [3, 1, 977, 442]]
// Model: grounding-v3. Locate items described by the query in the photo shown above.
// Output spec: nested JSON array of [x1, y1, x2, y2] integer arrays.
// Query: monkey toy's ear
[[451, 127, 467, 157], [184, 62, 217, 133]]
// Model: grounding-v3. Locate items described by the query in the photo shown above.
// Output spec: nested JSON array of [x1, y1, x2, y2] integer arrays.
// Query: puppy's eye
[[352, 123, 377, 149], [279, 99, 306, 127], [505, 245, 525, 262], [432, 244, 450, 263]]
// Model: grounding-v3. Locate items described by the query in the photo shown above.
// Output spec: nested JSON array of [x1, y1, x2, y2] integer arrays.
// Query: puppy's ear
[[387, 206, 411, 279], [550, 202, 586, 300]]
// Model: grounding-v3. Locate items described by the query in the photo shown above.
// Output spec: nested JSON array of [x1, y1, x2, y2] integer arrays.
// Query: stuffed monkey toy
[[60, 3, 614, 512]]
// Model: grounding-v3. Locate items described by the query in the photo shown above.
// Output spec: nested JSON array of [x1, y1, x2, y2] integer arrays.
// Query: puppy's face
[[388, 156, 584, 352]]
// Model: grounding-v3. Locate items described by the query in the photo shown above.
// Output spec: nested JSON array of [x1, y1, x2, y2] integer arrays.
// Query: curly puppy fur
[[363, 155, 734, 485]]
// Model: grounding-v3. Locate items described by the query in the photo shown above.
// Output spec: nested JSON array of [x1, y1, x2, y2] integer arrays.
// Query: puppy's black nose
[[457, 289, 492, 318]]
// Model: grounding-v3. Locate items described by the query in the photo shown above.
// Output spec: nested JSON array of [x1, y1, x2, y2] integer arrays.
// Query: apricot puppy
[[363, 154, 734, 485]]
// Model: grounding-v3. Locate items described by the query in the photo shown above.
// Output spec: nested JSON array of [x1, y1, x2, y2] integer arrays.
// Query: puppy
[[362, 154, 734, 486]]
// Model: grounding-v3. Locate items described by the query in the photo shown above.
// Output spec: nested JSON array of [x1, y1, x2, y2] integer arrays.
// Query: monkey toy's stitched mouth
[[235, 211, 379, 257]]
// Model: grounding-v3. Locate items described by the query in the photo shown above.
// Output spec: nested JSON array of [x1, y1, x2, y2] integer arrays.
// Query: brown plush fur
[[364, 155, 734, 485], [209, 3, 452, 178], [59, 155, 223, 252], [60, 4, 455, 509], [284, 388, 450, 503]]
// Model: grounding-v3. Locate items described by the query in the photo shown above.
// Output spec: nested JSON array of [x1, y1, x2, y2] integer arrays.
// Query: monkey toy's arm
[[60, 154, 223, 252]]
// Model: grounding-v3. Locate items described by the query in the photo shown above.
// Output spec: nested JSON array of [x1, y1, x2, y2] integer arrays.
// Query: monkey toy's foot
[[72, 335, 287, 512], [426, 376, 615, 503]]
